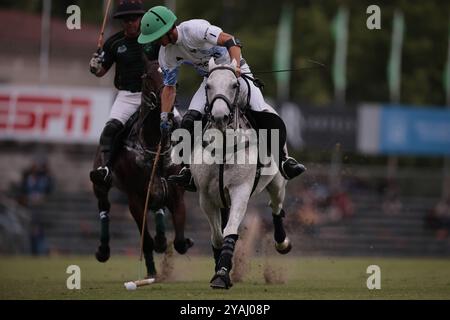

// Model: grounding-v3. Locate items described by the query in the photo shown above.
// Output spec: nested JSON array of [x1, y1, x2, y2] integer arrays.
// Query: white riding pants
[[109, 91, 141, 124]]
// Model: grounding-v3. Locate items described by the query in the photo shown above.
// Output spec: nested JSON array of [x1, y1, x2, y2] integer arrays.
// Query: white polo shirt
[[158, 19, 237, 85]]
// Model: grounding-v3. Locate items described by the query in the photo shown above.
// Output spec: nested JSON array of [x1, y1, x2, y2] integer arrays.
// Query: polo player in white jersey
[[138, 5, 306, 191]]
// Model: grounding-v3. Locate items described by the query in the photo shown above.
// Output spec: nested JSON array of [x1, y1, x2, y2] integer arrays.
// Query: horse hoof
[[210, 277, 229, 289], [174, 238, 194, 255], [95, 245, 110, 262], [210, 268, 232, 290], [275, 238, 292, 255], [154, 234, 168, 254]]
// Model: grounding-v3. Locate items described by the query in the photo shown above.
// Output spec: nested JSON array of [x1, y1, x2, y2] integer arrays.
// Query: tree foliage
[[2, 0, 450, 106]]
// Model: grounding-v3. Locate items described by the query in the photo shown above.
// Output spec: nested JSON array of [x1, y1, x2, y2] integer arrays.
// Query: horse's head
[[140, 58, 164, 148], [206, 58, 240, 131]]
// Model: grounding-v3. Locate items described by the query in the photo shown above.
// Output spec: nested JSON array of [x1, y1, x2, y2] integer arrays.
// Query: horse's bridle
[[204, 66, 240, 116], [142, 78, 164, 111], [137, 69, 168, 154], [141, 60, 164, 111]]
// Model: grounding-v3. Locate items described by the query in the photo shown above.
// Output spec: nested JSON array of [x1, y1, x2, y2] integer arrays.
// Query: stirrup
[[184, 177, 197, 192], [168, 167, 189, 182], [168, 167, 197, 192], [280, 157, 306, 180]]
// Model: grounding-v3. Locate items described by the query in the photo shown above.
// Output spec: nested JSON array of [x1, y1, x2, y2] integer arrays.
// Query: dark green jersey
[[102, 31, 160, 92]]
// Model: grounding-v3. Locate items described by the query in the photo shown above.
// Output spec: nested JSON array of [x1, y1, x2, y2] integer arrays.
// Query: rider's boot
[[279, 146, 306, 180], [168, 110, 202, 192], [90, 119, 124, 186]]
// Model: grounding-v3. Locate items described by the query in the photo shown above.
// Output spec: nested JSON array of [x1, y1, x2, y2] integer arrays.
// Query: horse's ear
[[230, 59, 237, 70], [209, 57, 217, 71]]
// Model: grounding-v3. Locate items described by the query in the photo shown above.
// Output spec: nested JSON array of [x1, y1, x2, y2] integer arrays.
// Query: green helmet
[[138, 6, 177, 44]]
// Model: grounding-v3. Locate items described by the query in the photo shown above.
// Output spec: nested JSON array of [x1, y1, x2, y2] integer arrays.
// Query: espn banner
[[0, 85, 114, 144]]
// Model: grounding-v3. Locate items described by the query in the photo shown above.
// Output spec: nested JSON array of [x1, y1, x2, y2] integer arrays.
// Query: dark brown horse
[[91, 58, 193, 278]]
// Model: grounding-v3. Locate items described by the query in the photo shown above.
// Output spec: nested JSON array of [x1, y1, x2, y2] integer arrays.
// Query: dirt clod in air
[[157, 245, 175, 282], [262, 235, 286, 285]]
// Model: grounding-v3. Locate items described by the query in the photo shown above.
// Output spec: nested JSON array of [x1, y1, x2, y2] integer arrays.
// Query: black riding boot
[[90, 119, 124, 186], [280, 150, 306, 180], [168, 110, 202, 192], [246, 109, 306, 180], [266, 112, 306, 180]]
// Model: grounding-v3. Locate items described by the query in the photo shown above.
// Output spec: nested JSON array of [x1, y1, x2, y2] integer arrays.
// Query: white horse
[[190, 58, 292, 289]]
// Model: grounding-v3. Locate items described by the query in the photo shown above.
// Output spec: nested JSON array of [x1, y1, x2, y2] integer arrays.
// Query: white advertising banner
[[0, 85, 114, 144]]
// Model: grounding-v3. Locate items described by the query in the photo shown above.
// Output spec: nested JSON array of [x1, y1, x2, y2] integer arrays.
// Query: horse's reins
[[242, 59, 326, 75], [205, 59, 325, 119]]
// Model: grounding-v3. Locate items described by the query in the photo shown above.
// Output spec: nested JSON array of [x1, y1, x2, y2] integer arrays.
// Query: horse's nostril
[[212, 114, 229, 125]]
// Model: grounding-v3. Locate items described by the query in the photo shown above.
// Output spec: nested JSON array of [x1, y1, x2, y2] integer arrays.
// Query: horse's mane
[[142, 58, 164, 97], [138, 58, 164, 149]]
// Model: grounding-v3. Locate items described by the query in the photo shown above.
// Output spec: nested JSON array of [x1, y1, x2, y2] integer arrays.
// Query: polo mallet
[[124, 142, 162, 290], [96, 0, 113, 52]]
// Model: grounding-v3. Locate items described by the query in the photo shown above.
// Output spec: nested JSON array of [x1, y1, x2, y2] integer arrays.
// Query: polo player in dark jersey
[[89, 0, 172, 185]]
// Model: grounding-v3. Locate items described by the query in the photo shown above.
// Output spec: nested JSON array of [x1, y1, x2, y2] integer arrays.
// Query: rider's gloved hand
[[160, 112, 174, 137], [90, 51, 104, 75]]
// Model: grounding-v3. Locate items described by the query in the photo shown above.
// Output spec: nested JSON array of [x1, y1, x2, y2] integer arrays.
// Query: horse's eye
[[205, 84, 211, 90], [232, 82, 239, 89]]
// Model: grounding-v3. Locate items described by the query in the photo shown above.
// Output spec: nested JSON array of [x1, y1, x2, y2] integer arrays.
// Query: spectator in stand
[[327, 188, 355, 221], [381, 178, 403, 215], [19, 157, 53, 255], [20, 158, 53, 207], [425, 194, 450, 240], [292, 183, 323, 234]]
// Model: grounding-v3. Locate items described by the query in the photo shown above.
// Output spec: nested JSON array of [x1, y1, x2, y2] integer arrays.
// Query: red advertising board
[[0, 85, 113, 144]]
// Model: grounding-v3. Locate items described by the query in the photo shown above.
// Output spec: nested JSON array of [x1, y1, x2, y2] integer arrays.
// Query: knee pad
[[101, 119, 124, 139], [100, 119, 124, 151], [181, 110, 202, 135]]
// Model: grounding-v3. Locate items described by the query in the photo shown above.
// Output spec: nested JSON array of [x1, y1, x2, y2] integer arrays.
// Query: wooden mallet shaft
[[97, 0, 113, 51]]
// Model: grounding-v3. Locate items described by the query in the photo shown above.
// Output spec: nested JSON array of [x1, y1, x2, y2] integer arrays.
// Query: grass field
[[1, 254, 450, 300]]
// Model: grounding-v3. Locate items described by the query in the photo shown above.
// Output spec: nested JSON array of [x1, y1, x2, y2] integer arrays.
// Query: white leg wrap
[[99, 211, 109, 220]]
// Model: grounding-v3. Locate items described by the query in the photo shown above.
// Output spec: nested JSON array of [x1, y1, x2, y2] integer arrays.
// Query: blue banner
[[379, 106, 450, 155]]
